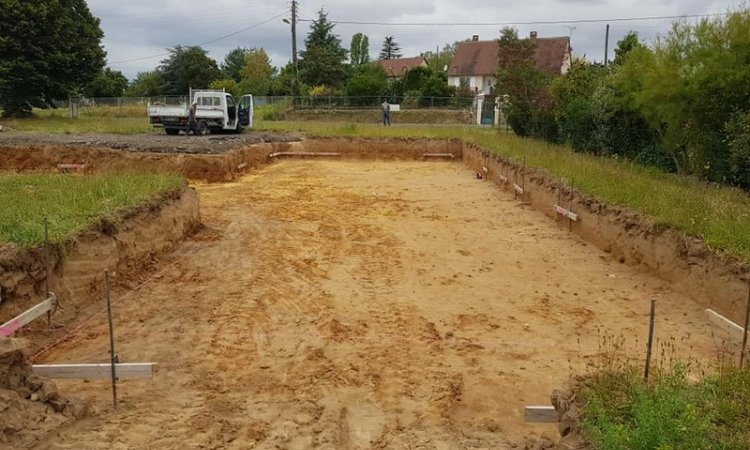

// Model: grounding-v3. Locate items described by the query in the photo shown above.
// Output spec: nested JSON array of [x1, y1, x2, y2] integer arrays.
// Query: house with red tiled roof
[[448, 33, 572, 95], [376, 56, 428, 78]]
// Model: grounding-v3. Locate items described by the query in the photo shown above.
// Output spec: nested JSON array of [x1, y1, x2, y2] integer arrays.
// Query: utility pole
[[283, 1, 299, 94], [563, 25, 576, 40], [604, 24, 610, 66], [291, 1, 298, 80]]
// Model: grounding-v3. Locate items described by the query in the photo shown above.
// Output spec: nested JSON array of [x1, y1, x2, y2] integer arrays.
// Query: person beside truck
[[147, 89, 253, 136], [186, 102, 198, 136]]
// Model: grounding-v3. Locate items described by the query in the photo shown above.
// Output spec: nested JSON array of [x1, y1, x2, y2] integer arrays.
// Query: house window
[[460, 77, 470, 89]]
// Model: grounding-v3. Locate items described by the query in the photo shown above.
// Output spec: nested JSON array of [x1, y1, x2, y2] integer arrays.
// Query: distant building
[[376, 56, 428, 78], [448, 33, 572, 95]]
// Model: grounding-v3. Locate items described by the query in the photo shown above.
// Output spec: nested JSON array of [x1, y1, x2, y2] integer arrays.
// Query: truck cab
[[147, 89, 253, 135]]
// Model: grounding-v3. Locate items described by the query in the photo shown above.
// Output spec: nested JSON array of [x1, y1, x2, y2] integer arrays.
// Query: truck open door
[[238, 95, 254, 128]]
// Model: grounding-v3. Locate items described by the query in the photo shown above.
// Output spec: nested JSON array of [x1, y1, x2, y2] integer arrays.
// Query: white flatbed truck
[[147, 89, 253, 135]]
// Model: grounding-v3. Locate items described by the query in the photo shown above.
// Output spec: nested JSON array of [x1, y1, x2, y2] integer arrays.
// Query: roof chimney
[[530, 31, 538, 39], [472, 35, 479, 41]]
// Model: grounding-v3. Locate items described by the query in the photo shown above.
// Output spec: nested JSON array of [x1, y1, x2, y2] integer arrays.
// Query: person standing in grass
[[186, 102, 199, 136], [381, 99, 391, 126]]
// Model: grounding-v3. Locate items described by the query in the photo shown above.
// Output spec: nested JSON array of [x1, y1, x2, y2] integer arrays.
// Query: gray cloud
[[88, 0, 741, 80]]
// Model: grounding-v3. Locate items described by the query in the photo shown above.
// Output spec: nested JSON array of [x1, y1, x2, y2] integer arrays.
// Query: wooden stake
[[44, 218, 51, 329], [741, 282, 750, 368], [105, 271, 118, 408], [569, 181, 574, 232], [556, 181, 562, 225], [645, 299, 656, 380], [522, 157, 526, 203]]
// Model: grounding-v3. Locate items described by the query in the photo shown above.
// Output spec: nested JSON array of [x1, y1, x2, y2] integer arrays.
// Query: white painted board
[[33, 363, 156, 380]]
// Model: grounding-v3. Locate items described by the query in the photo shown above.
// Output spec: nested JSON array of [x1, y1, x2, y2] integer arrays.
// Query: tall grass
[[0, 171, 185, 247], [580, 362, 750, 449]]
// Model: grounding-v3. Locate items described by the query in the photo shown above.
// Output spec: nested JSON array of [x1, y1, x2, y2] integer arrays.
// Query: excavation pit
[[0, 136, 746, 448]]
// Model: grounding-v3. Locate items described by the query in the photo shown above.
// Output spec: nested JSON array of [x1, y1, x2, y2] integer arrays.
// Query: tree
[[345, 63, 388, 105], [0, 0, 106, 116], [125, 71, 164, 97], [239, 48, 274, 95], [350, 33, 370, 66], [496, 27, 558, 141], [209, 79, 241, 99], [422, 41, 463, 73], [221, 47, 251, 82], [390, 65, 454, 106], [158, 46, 220, 95], [84, 68, 129, 98], [550, 60, 607, 152], [298, 9, 349, 88], [379, 36, 402, 60], [269, 62, 300, 96], [615, 10, 750, 182], [613, 31, 645, 66]]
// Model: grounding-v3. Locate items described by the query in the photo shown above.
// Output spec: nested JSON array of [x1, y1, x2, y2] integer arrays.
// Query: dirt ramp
[[0, 339, 86, 447]]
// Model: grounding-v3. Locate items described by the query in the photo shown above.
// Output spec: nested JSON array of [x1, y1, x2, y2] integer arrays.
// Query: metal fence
[[57, 95, 477, 111]]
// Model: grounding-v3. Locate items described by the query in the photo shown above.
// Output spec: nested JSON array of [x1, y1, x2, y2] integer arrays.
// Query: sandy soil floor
[[29, 160, 722, 449]]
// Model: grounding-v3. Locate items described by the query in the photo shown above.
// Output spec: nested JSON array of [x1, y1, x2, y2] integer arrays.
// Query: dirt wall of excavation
[[0, 144, 289, 183], [0, 138, 461, 183], [0, 187, 201, 330], [461, 142, 749, 324]]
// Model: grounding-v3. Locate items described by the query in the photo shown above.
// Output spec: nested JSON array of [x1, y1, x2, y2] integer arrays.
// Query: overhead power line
[[109, 10, 287, 66], [298, 12, 730, 27]]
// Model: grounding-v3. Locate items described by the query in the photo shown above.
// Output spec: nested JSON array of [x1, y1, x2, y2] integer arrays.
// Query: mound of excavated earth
[[0, 339, 87, 447]]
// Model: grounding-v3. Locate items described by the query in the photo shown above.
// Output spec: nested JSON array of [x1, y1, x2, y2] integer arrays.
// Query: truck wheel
[[198, 121, 209, 136], [165, 128, 179, 135]]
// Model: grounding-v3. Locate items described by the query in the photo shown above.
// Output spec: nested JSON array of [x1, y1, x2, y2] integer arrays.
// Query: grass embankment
[[254, 121, 750, 261], [0, 172, 185, 248], [581, 365, 750, 449]]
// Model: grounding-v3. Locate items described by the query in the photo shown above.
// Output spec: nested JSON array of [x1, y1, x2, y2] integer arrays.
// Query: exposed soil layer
[[0, 137, 461, 182], [0, 132, 301, 154], [0, 188, 201, 341], [27, 161, 721, 449], [462, 143, 750, 325]]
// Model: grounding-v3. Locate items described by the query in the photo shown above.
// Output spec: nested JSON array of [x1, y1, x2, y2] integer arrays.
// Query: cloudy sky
[[88, 0, 742, 80]]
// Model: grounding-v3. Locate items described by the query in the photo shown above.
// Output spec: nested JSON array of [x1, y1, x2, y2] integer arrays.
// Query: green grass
[[580, 364, 750, 449], [0, 171, 185, 248], [2, 106, 152, 134]]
